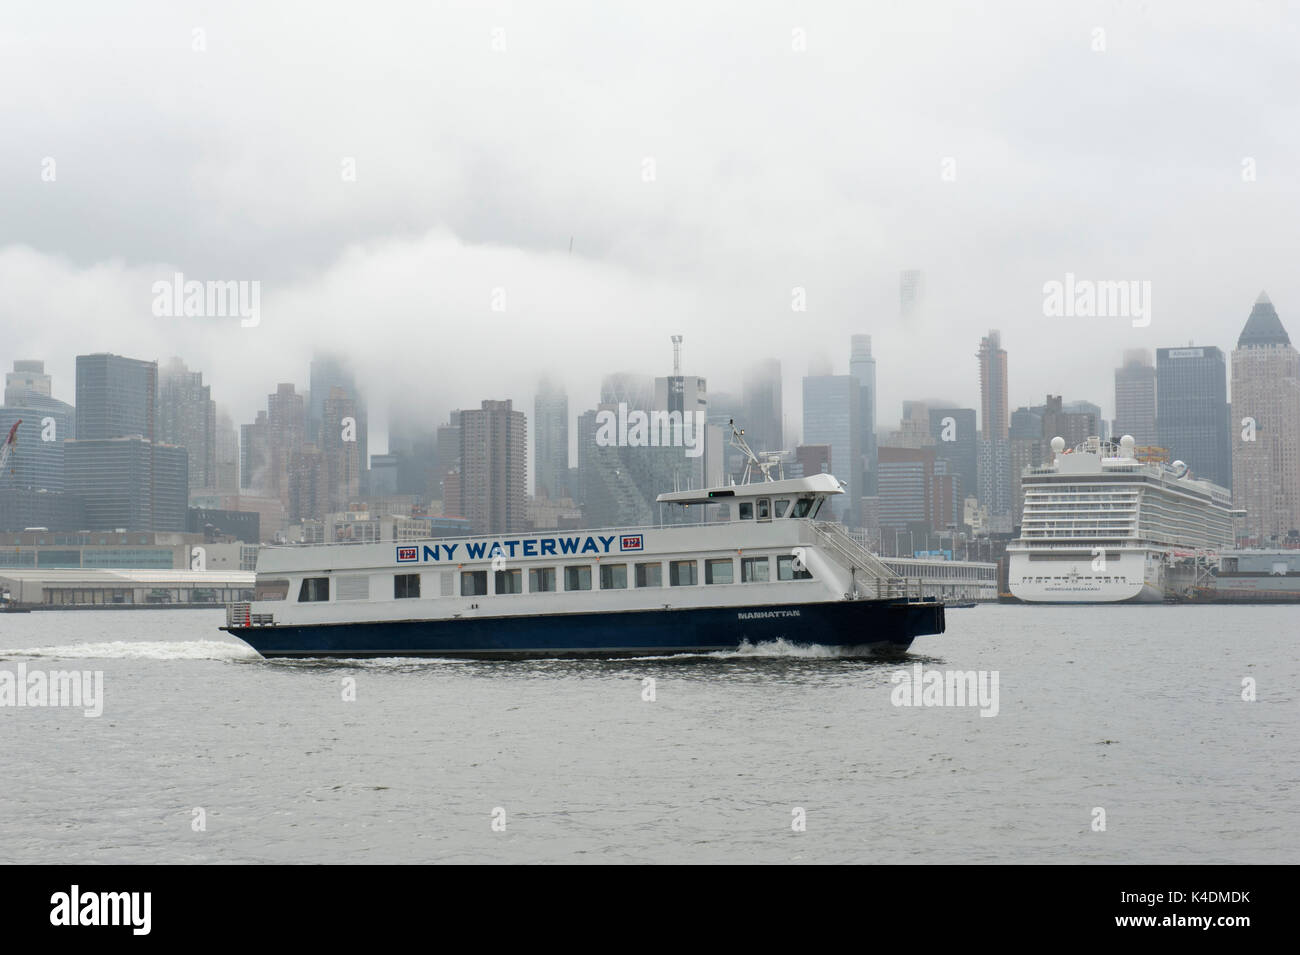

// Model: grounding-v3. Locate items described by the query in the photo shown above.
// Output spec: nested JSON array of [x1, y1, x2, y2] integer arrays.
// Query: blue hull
[[223, 599, 945, 659]]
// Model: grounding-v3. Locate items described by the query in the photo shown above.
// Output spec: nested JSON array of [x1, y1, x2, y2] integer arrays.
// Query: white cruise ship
[[1007, 435, 1234, 603]]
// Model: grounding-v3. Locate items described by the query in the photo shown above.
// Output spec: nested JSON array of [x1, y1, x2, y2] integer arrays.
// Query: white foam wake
[[619, 639, 888, 661], [2, 639, 260, 661], [708, 638, 884, 659]]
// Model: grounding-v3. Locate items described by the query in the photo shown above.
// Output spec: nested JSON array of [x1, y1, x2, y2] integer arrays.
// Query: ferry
[[1007, 434, 1235, 603], [221, 436, 944, 658]]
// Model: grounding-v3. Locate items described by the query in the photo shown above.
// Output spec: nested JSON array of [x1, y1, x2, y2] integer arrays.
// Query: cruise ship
[[1007, 435, 1235, 603], [221, 447, 945, 658]]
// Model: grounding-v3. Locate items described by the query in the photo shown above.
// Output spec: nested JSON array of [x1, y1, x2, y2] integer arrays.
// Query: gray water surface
[[1, 605, 1295, 863]]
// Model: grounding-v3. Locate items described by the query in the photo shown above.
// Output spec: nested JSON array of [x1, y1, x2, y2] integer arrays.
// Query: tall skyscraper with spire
[[1231, 291, 1300, 544]]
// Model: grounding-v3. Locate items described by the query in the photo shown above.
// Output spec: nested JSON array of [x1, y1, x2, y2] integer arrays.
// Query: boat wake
[[617, 638, 901, 661], [2, 639, 260, 662]]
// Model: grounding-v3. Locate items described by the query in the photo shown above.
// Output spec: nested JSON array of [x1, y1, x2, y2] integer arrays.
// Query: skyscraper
[[158, 357, 216, 491], [64, 436, 188, 532], [741, 359, 783, 456], [900, 270, 924, 319], [214, 409, 240, 493], [1042, 395, 1098, 453], [878, 446, 960, 544], [76, 353, 156, 441], [534, 377, 570, 500], [4, 360, 53, 403], [321, 386, 362, 511], [241, 410, 270, 492], [802, 371, 863, 526], [976, 331, 1012, 532], [1231, 292, 1300, 543], [267, 383, 308, 511], [1113, 349, 1157, 446], [71, 353, 187, 531], [928, 406, 977, 505], [849, 336, 877, 494], [1009, 406, 1045, 528], [309, 354, 368, 493], [0, 360, 75, 493], [457, 399, 528, 535], [1156, 345, 1231, 489], [653, 338, 721, 490], [0, 361, 78, 531], [977, 331, 1009, 441]]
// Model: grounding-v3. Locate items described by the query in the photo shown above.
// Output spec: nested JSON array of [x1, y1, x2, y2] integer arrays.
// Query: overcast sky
[[3, 0, 1298, 453]]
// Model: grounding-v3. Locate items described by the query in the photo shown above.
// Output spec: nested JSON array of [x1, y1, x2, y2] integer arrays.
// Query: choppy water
[[0, 605, 1295, 864]]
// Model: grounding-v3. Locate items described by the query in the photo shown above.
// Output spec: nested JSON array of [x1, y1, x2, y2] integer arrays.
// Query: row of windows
[[294, 554, 814, 602], [1021, 576, 1130, 584], [733, 497, 822, 521]]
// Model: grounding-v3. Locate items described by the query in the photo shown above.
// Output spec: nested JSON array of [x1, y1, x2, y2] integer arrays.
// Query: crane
[[0, 419, 19, 476]]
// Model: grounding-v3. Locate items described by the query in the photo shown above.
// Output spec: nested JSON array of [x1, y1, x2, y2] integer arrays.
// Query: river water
[[1, 604, 1295, 864]]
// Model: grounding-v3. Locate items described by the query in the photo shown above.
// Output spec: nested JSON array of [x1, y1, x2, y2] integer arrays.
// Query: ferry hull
[[223, 598, 945, 659]]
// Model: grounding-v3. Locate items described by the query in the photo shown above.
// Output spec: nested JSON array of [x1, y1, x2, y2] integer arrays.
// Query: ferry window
[[336, 575, 370, 601], [742, 557, 769, 582], [774, 499, 790, 518], [635, 562, 662, 587], [705, 558, 734, 584], [298, 577, 330, 602], [792, 498, 813, 518], [738, 502, 753, 520], [394, 574, 421, 599], [461, 570, 488, 596], [529, 567, 556, 592], [600, 563, 628, 589], [757, 499, 771, 520], [777, 555, 813, 581], [808, 498, 824, 519], [256, 578, 289, 601], [440, 572, 454, 596], [564, 566, 592, 591], [669, 559, 698, 586], [495, 568, 522, 594]]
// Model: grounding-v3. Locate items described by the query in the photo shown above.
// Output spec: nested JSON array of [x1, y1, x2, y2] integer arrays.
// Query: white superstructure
[[1007, 435, 1234, 603]]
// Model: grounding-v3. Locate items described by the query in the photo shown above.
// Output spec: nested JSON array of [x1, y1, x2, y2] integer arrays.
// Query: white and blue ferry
[[222, 454, 944, 658]]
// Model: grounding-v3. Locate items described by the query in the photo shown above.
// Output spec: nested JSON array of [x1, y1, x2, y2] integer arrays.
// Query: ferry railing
[[226, 602, 275, 627], [810, 522, 913, 599]]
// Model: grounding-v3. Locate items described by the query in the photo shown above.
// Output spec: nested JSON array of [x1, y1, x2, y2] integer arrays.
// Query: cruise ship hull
[[223, 598, 945, 659], [1007, 550, 1164, 604]]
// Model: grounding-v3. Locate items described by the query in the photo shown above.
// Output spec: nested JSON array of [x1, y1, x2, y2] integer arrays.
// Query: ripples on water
[[0, 606, 1296, 864]]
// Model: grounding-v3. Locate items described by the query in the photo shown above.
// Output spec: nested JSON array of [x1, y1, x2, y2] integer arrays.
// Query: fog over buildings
[[3, 1, 1300, 453]]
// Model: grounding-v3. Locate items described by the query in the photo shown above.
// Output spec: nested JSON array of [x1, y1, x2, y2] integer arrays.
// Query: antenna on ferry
[[728, 418, 776, 483]]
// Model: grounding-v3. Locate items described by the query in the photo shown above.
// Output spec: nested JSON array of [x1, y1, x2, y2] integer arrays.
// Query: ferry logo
[[619, 534, 644, 552], [396, 546, 419, 562]]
